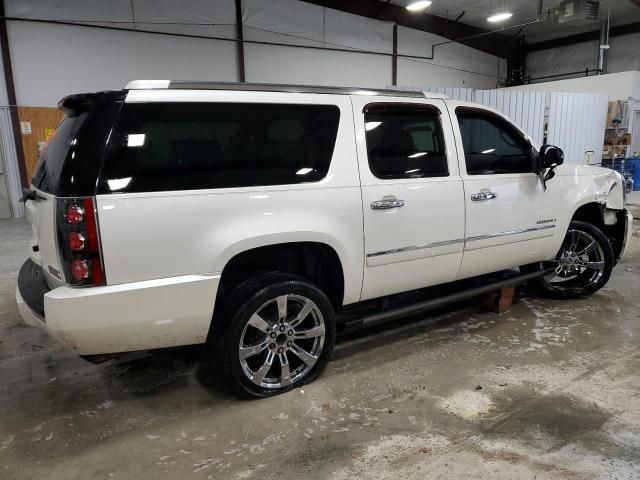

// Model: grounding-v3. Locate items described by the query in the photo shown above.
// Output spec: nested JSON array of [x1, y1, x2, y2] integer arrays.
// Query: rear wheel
[[527, 220, 614, 299], [213, 273, 336, 398]]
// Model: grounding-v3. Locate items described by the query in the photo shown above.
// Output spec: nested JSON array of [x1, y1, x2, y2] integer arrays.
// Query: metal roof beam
[[299, 0, 513, 57], [526, 22, 640, 53]]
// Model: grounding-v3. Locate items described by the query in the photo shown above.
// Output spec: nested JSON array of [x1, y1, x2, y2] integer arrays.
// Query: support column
[[0, 0, 27, 187], [234, 0, 246, 82], [391, 23, 398, 86]]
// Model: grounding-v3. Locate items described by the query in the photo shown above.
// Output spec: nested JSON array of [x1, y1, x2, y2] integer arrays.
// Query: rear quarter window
[[32, 114, 87, 194], [98, 102, 340, 193]]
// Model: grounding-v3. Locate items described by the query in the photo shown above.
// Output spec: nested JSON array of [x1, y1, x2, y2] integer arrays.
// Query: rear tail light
[[68, 232, 86, 251], [57, 197, 106, 286], [70, 258, 90, 281], [65, 204, 85, 225]]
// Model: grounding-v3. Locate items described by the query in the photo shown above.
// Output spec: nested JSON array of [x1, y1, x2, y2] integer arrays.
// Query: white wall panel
[[0, 52, 8, 106], [393, 85, 475, 101], [6, 0, 135, 29], [397, 26, 502, 79], [527, 33, 640, 81], [426, 87, 474, 102], [0, 108, 24, 217], [547, 92, 608, 165], [243, 0, 325, 47], [527, 41, 598, 79], [324, 8, 392, 53], [505, 71, 640, 102], [8, 21, 238, 107], [397, 58, 499, 90], [7, 0, 238, 37], [131, 0, 236, 39], [475, 90, 546, 146], [245, 43, 391, 88], [243, 0, 393, 53]]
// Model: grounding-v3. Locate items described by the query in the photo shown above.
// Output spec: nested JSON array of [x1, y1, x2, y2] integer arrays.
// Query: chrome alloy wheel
[[544, 229, 606, 288], [238, 294, 326, 389]]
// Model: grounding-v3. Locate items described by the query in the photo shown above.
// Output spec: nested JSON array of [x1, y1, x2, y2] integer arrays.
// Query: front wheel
[[213, 273, 336, 398], [526, 220, 614, 299]]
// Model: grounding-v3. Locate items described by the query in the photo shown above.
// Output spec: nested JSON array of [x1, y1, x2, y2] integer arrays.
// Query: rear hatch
[[27, 113, 89, 288], [25, 91, 124, 289]]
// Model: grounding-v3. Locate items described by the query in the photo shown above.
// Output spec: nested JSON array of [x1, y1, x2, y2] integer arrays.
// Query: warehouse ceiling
[[304, 0, 640, 53], [388, 0, 640, 43]]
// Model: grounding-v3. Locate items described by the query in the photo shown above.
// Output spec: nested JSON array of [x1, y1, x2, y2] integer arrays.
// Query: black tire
[[526, 220, 614, 299], [211, 272, 336, 399]]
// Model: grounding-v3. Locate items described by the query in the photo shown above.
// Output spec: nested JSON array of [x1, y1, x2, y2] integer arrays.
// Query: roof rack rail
[[124, 80, 449, 99]]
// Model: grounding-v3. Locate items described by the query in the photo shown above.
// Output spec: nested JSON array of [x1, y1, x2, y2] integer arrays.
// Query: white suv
[[17, 81, 633, 398]]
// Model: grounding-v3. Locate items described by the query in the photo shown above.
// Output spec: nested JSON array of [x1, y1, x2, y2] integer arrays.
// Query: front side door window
[[456, 108, 532, 175]]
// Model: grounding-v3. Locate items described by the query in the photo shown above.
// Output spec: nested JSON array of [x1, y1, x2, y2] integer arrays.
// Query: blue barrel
[[632, 158, 640, 191], [610, 158, 640, 191]]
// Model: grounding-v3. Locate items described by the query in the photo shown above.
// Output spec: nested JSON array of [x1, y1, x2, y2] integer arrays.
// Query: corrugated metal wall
[[547, 92, 608, 166], [423, 87, 475, 102], [395, 85, 475, 101], [475, 90, 547, 147]]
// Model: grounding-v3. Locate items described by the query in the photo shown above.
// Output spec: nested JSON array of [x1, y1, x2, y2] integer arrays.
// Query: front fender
[[557, 165, 626, 227]]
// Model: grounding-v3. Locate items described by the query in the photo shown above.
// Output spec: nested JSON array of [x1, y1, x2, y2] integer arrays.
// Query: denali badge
[[536, 219, 556, 224], [48, 265, 62, 280]]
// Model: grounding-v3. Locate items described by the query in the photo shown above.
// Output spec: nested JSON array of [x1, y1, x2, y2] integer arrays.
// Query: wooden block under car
[[483, 285, 515, 314]]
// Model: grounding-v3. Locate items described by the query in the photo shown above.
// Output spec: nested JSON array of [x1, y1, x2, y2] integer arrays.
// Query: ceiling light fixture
[[406, 1, 432, 13], [487, 12, 513, 23]]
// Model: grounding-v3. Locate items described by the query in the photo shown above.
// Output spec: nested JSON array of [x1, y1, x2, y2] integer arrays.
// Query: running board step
[[340, 268, 553, 333]]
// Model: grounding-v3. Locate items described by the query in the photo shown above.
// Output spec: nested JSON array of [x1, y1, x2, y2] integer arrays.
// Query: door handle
[[371, 198, 405, 210], [471, 191, 498, 201]]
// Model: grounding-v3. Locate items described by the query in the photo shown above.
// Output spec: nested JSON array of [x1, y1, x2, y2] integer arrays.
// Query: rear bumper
[[16, 259, 220, 355]]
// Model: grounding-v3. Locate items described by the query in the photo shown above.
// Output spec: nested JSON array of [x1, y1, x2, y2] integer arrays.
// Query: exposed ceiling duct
[[554, 0, 600, 25]]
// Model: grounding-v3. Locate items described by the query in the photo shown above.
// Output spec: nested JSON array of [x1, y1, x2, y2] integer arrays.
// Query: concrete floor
[[1, 195, 639, 480]]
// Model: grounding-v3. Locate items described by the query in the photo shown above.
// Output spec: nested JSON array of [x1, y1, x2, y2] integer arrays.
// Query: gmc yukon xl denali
[[17, 81, 633, 398]]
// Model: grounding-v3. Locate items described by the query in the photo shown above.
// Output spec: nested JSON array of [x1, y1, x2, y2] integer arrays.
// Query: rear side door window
[[98, 103, 340, 193], [456, 108, 532, 175], [364, 104, 448, 179]]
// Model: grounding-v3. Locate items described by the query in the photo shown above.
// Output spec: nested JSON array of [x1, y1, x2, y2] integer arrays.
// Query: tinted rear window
[[32, 114, 87, 194], [98, 102, 340, 193]]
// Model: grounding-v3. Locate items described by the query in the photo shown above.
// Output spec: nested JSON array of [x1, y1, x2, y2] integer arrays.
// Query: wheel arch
[[211, 239, 347, 335], [569, 201, 627, 262]]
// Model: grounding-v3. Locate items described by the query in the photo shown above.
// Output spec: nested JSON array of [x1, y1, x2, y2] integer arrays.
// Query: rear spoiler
[[57, 92, 109, 117]]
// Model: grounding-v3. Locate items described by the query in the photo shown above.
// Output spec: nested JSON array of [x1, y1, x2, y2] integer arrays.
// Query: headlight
[[613, 170, 626, 205], [621, 175, 627, 206]]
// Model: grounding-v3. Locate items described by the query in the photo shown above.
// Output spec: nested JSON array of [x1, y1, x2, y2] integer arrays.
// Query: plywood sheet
[[17, 107, 65, 181]]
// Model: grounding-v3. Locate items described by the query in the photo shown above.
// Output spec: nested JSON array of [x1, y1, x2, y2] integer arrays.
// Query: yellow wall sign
[[44, 128, 55, 142]]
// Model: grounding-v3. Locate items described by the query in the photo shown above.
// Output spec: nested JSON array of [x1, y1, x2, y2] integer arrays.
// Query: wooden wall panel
[[17, 107, 65, 180]]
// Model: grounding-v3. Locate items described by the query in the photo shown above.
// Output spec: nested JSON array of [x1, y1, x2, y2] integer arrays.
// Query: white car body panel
[[98, 90, 364, 307], [17, 273, 219, 354], [445, 101, 563, 279], [16, 85, 631, 356], [26, 191, 65, 288]]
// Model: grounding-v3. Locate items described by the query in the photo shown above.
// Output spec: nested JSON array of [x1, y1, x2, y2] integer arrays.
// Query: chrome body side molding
[[464, 224, 555, 243], [366, 224, 556, 258]]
